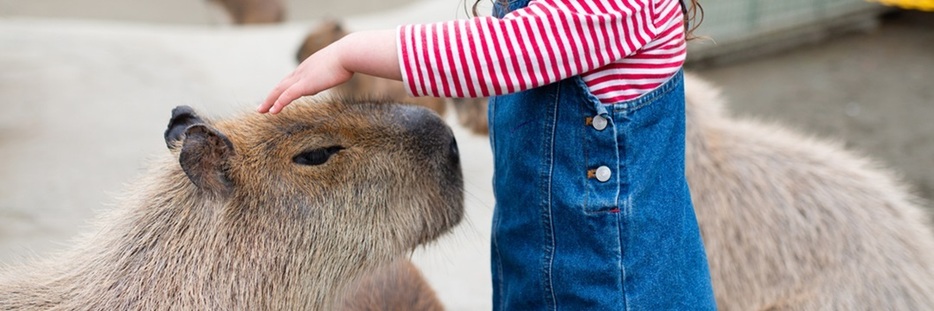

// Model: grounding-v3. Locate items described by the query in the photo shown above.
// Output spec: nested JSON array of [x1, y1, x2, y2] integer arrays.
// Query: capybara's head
[[164, 99, 463, 264]]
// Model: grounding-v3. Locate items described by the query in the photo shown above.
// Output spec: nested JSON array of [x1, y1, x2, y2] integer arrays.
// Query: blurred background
[[1, 0, 931, 310]]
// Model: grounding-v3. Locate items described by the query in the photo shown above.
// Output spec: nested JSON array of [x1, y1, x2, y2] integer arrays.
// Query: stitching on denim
[[611, 111, 622, 213], [487, 96, 506, 311], [630, 82, 677, 112], [572, 76, 606, 114], [488, 97, 497, 154], [622, 195, 632, 311], [491, 210, 506, 310], [540, 83, 559, 311], [613, 108, 633, 311], [621, 114, 634, 311]]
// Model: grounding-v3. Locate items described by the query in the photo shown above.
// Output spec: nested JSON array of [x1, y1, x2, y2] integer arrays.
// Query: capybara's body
[[296, 20, 447, 120], [0, 100, 463, 310], [208, 0, 284, 24], [341, 259, 445, 311], [683, 74, 934, 310]]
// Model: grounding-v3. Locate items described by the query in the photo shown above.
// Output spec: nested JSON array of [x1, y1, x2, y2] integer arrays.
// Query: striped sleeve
[[580, 0, 686, 102], [397, 0, 659, 98]]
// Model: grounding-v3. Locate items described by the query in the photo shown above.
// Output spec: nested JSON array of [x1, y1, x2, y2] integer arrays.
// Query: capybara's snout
[[387, 104, 464, 239], [393, 105, 461, 167]]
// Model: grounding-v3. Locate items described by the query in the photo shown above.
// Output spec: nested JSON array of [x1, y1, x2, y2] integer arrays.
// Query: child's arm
[[261, 0, 668, 113], [259, 30, 401, 114], [399, 0, 663, 98]]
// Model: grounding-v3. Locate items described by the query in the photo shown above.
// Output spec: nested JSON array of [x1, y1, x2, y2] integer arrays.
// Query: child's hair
[[469, 0, 704, 40]]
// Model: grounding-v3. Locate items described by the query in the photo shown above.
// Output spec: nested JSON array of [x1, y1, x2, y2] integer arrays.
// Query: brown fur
[[0, 99, 463, 310], [295, 20, 448, 124], [683, 73, 934, 310], [208, 0, 284, 24], [450, 97, 489, 135], [340, 259, 445, 311]]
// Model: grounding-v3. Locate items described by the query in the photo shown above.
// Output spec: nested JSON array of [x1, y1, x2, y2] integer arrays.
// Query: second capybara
[[0, 99, 463, 310], [450, 97, 489, 135], [207, 0, 284, 24], [683, 73, 934, 309]]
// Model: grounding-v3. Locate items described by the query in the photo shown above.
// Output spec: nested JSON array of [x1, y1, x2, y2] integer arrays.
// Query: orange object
[[869, 0, 934, 11]]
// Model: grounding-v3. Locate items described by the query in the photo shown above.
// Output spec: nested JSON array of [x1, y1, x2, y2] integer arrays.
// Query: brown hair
[[469, 0, 704, 40], [682, 0, 704, 40]]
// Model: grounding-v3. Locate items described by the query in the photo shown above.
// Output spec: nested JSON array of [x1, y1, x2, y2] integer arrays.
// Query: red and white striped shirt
[[397, 0, 686, 104]]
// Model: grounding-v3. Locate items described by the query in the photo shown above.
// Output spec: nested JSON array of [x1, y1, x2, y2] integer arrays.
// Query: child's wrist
[[336, 30, 401, 81]]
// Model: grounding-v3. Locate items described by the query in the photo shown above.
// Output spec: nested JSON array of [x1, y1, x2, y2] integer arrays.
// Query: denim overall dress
[[488, 2, 717, 310]]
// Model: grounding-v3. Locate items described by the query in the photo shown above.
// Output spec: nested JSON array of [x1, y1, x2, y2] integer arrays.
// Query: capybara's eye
[[293, 146, 345, 166]]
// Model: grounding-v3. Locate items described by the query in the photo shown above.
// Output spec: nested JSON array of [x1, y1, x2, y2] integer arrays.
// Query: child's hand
[[258, 43, 353, 114], [258, 30, 402, 114]]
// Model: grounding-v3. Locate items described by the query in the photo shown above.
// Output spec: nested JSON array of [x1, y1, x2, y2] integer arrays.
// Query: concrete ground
[[0, 1, 931, 310]]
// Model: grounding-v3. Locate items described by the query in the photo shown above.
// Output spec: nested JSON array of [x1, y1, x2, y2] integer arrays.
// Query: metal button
[[592, 115, 607, 131], [595, 166, 611, 182]]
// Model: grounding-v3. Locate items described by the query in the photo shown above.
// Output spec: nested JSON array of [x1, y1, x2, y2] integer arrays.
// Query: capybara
[[295, 20, 448, 120], [207, 0, 284, 24], [450, 97, 489, 135], [683, 73, 934, 309], [0, 100, 463, 310], [340, 259, 445, 311]]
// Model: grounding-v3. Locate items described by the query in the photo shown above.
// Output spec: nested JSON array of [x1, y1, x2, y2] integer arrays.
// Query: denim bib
[[488, 2, 716, 309]]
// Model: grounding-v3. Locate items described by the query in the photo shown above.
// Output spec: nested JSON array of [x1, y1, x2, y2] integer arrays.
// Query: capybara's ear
[[165, 105, 206, 149], [179, 124, 235, 199]]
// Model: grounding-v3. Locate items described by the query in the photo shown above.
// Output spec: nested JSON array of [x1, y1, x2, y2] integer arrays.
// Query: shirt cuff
[[396, 24, 420, 97]]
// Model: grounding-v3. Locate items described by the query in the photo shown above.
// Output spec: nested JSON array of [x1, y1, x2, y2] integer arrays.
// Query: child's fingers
[[258, 76, 298, 113], [257, 96, 276, 113], [269, 83, 311, 114]]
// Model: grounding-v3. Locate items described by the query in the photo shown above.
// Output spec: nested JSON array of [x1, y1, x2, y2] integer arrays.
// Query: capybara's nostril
[[449, 136, 460, 164]]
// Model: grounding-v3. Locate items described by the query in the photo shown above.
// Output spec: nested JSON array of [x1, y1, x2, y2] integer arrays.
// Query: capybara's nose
[[449, 136, 460, 164], [391, 104, 459, 163]]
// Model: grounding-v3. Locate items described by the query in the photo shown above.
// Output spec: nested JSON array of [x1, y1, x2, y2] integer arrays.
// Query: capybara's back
[[683, 74, 934, 310]]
